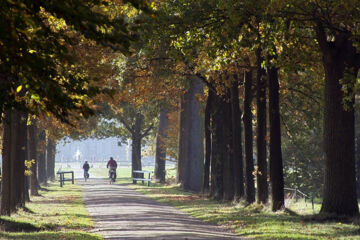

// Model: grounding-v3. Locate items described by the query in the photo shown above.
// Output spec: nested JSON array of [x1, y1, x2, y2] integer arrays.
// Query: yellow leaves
[[150, 1, 158, 10], [58, 39, 65, 46], [24, 159, 36, 176], [16, 85, 23, 92]]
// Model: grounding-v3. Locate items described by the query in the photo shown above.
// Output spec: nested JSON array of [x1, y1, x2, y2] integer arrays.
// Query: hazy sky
[[55, 137, 129, 163]]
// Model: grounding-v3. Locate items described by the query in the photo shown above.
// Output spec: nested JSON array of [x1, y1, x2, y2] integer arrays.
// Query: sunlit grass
[[131, 183, 360, 240], [89, 166, 176, 185], [0, 182, 101, 240]]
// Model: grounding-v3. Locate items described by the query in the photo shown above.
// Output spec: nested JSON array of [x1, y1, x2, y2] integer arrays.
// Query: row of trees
[[1, 0, 360, 219], [128, 0, 360, 217], [0, 0, 147, 215]]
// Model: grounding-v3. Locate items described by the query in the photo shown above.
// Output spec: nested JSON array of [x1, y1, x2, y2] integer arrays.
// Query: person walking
[[83, 161, 90, 180]]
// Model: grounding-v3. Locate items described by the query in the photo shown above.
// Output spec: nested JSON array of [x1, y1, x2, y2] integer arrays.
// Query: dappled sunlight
[[81, 179, 244, 239]]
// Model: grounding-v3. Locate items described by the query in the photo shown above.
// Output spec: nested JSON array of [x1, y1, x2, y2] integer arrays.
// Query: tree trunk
[[1, 109, 12, 215], [231, 80, 244, 200], [210, 93, 225, 199], [132, 114, 143, 181], [203, 90, 214, 193], [1, 108, 27, 215], [177, 75, 204, 192], [256, 48, 268, 204], [9, 110, 18, 212], [177, 96, 189, 184], [243, 69, 256, 204], [356, 103, 360, 197], [316, 27, 359, 216], [28, 121, 39, 196], [46, 138, 56, 181], [356, 123, 360, 197], [223, 88, 234, 201], [131, 136, 142, 180], [268, 65, 284, 211], [37, 130, 46, 184], [13, 110, 27, 208], [24, 176, 30, 202], [154, 107, 169, 183]]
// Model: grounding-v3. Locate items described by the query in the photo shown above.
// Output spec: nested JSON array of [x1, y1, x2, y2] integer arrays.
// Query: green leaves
[[0, 0, 147, 122]]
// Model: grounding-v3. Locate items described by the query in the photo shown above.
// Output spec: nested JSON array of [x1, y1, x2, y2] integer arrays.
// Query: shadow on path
[[80, 179, 245, 240]]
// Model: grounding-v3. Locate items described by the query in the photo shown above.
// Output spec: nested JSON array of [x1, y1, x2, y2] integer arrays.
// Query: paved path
[[80, 178, 245, 240]]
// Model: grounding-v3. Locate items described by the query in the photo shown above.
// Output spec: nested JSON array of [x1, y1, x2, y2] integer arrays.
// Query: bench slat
[[132, 178, 151, 181]]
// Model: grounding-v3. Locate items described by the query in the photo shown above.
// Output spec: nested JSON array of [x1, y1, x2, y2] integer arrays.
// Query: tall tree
[[37, 130, 47, 184], [316, 24, 359, 216], [1, 108, 27, 215], [277, 0, 360, 217], [231, 79, 244, 200], [243, 69, 256, 204], [46, 138, 56, 181], [154, 107, 169, 183], [12, 110, 27, 209], [268, 64, 285, 211], [28, 120, 39, 196], [210, 92, 225, 199], [1, 109, 13, 215], [203, 89, 214, 193], [222, 88, 235, 200], [256, 48, 268, 204], [177, 76, 204, 192]]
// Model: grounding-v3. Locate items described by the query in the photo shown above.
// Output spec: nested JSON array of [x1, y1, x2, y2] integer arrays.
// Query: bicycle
[[84, 170, 89, 181], [109, 168, 116, 184]]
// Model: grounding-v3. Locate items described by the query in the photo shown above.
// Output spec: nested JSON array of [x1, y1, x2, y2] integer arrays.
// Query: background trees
[[2, 0, 360, 219], [0, 0, 146, 215]]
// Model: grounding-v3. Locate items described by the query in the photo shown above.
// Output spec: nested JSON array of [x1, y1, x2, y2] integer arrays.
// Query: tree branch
[[141, 123, 154, 138], [195, 73, 217, 93], [286, 87, 321, 104], [118, 115, 135, 135]]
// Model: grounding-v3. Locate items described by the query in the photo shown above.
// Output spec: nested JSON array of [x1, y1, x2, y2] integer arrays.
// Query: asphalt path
[[80, 178, 246, 240]]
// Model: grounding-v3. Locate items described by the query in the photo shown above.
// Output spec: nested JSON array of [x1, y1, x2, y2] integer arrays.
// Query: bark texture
[[132, 114, 143, 181], [28, 121, 39, 196], [243, 69, 255, 204], [37, 130, 46, 184], [210, 92, 225, 199], [1, 109, 12, 215], [268, 65, 284, 211], [203, 90, 213, 193], [256, 48, 268, 204], [231, 80, 244, 200], [316, 25, 360, 216], [46, 139, 56, 181], [1, 108, 27, 215], [13, 110, 27, 208], [222, 89, 234, 201], [154, 107, 169, 183], [177, 75, 204, 192]]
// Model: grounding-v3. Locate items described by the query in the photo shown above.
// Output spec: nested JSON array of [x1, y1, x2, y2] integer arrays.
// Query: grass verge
[[0, 182, 101, 240], [130, 183, 360, 240]]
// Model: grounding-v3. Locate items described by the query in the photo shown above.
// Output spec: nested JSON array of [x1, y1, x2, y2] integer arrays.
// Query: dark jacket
[[83, 162, 90, 171]]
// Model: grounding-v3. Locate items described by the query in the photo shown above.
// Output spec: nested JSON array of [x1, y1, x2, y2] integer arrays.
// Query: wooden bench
[[57, 171, 74, 187], [132, 170, 152, 186]]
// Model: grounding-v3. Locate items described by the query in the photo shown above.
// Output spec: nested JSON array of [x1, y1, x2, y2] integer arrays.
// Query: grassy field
[[88, 165, 177, 184], [40, 165, 360, 239], [0, 183, 101, 240], [129, 182, 360, 240]]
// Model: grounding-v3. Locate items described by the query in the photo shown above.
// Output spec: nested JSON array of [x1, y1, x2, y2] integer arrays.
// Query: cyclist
[[106, 157, 118, 180], [83, 161, 90, 180]]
